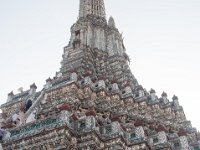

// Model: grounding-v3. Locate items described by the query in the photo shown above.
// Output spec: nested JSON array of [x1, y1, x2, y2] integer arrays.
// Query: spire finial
[[108, 16, 116, 28], [79, 0, 106, 19]]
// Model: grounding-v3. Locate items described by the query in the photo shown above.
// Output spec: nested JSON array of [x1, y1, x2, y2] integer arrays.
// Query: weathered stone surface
[[0, 0, 199, 150]]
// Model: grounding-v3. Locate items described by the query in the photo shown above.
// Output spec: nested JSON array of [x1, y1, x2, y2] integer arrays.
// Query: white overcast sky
[[0, 0, 200, 129]]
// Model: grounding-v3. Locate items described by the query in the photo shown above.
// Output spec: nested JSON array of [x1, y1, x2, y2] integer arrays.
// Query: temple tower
[[61, 0, 134, 87], [79, 0, 106, 19], [1, 1, 199, 150]]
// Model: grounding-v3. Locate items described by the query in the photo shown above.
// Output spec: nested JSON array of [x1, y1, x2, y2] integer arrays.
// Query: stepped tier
[[1, 76, 199, 149], [0, 0, 199, 149]]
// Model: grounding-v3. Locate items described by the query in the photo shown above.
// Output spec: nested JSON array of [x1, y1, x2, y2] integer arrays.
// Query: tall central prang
[[79, 0, 106, 19], [60, 0, 137, 92], [0, 0, 199, 149]]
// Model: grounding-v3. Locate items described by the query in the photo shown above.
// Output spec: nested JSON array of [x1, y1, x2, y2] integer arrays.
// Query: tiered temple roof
[[0, 0, 199, 150]]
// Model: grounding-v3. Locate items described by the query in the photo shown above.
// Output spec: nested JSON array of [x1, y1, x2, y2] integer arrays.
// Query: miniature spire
[[150, 88, 156, 94], [108, 16, 116, 28], [150, 88, 157, 101], [29, 83, 37, 95], [161, 91, 167, 98], [161, 91, 169, 104], [79, 0, 106, 19], [172, 95, 180, 108], [7, 91, 14, 102], [30, 83, 37, 89]]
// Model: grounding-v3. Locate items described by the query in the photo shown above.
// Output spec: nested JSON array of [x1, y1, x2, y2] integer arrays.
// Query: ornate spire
[[79, 0, 106, 19], [108, 16, 116, 28]]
